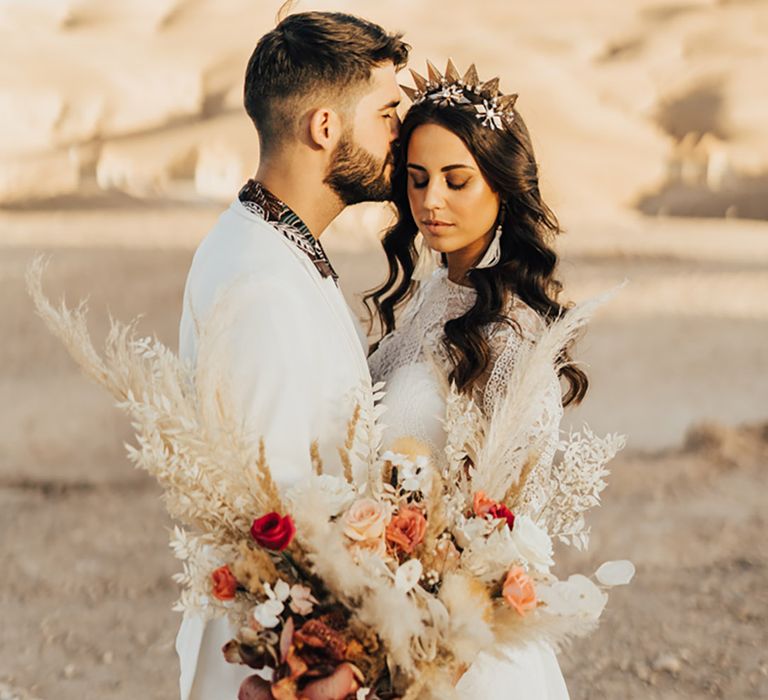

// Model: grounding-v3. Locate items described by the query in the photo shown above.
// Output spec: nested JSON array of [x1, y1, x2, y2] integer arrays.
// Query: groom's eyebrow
[[380, 99, 401, 110], [407, 164, 475, 172]]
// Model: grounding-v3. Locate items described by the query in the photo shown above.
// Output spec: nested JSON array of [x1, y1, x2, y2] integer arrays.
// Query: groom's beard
[[324, 132, 393, 205]]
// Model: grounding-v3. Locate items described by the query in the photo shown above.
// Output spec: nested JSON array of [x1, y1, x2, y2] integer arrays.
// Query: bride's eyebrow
[[407, 164, 475, 172]]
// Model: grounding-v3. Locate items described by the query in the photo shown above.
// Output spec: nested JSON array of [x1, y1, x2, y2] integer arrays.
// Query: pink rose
[[342, 498, 390, 542]]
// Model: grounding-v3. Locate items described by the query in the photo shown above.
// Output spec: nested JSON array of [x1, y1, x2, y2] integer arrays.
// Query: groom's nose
[[389, 113, 401, 141]]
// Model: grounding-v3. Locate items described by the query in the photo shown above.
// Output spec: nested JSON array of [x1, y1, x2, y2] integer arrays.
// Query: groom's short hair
[[244, 12, 409, 154]]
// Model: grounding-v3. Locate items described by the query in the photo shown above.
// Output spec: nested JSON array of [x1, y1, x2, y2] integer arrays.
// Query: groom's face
[[324, 63, 401, 205]]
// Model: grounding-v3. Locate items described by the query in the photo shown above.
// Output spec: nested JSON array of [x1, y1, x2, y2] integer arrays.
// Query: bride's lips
[[422, 219, 454, 235]]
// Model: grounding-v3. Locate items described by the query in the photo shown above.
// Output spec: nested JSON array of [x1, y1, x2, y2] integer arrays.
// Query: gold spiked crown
[[401, 59, 518, 131]]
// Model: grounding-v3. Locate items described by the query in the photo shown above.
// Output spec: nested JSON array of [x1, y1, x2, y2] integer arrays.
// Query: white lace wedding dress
[[368, 266, 570, 699]]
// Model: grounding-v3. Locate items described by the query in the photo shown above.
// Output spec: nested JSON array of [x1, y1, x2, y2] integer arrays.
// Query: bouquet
[[28, 259, 632, 700]]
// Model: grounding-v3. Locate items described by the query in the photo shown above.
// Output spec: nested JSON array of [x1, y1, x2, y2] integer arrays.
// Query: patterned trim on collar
[[238, 179, 338, 282]]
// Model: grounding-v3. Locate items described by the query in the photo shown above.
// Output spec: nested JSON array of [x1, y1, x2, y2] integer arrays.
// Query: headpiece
[[401, 59, 518, 131]]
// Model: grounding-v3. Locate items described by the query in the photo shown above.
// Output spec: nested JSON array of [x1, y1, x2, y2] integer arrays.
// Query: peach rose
[[342, 498, 390, 542], [502, 566, 537, 616], [473, 490, 496, 518], [350, 535, 387, 559], [386, 506, 427, 554]]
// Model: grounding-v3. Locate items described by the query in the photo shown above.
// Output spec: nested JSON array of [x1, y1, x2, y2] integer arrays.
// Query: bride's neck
[[445, 231, 494, 286]]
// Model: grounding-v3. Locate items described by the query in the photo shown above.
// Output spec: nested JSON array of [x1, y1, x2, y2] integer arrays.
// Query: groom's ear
[[307, 107, 343, 151]]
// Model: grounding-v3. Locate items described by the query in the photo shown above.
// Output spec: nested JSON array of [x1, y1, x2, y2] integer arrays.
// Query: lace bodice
[[368, 267, 563, 515]]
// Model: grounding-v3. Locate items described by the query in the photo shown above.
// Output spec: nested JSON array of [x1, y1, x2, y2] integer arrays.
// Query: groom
[[176, 11, 408, 700]]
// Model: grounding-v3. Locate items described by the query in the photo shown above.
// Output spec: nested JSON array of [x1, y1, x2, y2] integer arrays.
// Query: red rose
[[250, 512, 296, 551], [488, 503, 515, 530], [211, 565, 238, 601]]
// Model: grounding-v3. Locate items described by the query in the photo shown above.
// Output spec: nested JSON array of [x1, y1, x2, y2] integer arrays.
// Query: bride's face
[[406, 123, 500, 262]]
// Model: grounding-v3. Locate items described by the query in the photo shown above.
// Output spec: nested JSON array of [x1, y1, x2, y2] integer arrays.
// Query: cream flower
[[342, 498, 390, 542], [452, 515, 495, 549], [265, 579, 290, 603], [286, 474, 356, 519], [510, 515, 554, 572], [395, 559, 423, 593], [252, 599, 283, 628], [253, 579, 290, 628], [349, 535, 388, 559], [538, 574, 607, 618], [595, 560, 635, 586], [382, 449, 430, 492], [289, 584, 319, 615], [461, 527, 521, 581]]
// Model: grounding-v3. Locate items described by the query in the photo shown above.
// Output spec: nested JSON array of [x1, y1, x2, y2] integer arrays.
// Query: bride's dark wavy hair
[[364, 97, 589, 407]]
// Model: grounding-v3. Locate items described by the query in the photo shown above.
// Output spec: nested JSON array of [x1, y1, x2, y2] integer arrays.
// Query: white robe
[[175, 199, 369, 700]]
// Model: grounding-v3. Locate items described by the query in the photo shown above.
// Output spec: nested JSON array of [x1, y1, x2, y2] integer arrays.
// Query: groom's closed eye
[[380, 99, 401, 119]]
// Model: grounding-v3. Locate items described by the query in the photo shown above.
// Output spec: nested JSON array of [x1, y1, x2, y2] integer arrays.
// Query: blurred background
[[1, 1, 766, 698]]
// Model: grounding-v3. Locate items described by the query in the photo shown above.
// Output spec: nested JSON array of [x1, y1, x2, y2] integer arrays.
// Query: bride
[[366, 61, 583, 698]]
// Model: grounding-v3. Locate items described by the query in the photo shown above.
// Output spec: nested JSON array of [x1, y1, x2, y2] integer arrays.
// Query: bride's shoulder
[[489, 293, 546, 345]]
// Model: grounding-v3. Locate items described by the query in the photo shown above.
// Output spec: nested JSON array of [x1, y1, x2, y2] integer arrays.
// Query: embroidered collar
[[238, 179, 338, 282]]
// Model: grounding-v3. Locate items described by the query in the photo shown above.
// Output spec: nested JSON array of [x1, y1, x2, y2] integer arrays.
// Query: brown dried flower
[[229, 540, 278, 594]]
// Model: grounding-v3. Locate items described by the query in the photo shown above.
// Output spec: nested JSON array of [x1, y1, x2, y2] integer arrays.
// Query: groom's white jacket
[[175, 198, 370, 699]]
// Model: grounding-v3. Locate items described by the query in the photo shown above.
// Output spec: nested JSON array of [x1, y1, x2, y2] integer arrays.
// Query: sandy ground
[[1, 204, 767, 699]]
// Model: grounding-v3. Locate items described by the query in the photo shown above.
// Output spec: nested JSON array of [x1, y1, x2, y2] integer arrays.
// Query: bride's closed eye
[[409, 176, 470, 191]]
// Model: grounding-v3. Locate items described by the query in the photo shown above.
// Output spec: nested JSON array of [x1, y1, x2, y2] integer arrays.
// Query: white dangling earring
[[472, 221, 503, 270], [412, 233, 442, 281]]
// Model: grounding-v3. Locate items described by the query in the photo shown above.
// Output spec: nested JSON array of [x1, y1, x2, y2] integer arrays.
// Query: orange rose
[[502, 566, 537, 616], [386, 506, 427, 554], [473, 490, 496, 518], [211, 565, 238, 601]]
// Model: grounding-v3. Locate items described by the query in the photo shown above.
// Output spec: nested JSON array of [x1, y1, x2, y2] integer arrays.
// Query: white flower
[[252, 599, 284, 628], [452, 515, 495, 549], [461, 527, 521, 580], [595, 560, 635, 586], [265, 579, 290, 603], [253, 579, 290, 628], [286, 474, 356, 518], [395, 559, 423, 593], [381, 451, 430, 492], [511, 515, 554, 572], [400, 462, 422, 492], [357, 689, 372, 700], [255, 667, 275, 682], [289, 584, 319, 615], [538, 574, 608, 618]]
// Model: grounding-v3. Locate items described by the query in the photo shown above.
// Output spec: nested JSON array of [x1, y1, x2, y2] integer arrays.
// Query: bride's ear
[[307, 107, 343, 151]]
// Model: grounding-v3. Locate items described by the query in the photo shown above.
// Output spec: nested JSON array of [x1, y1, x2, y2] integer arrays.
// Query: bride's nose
[[422, 180, 445, 211]]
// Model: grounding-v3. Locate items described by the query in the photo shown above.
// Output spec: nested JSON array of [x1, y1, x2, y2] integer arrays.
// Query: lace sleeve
[[475, 298, 564, 517]]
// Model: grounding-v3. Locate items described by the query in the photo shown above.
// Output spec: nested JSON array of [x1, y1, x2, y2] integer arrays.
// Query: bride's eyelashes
[[408, 176, 469, 191]]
